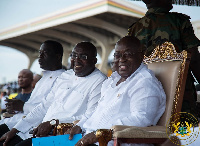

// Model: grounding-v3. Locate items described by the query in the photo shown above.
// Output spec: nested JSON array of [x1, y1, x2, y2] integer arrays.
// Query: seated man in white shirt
[[0, 40, 65, 146], [0, 42, 107, 146], [69, 36, 166, 146]]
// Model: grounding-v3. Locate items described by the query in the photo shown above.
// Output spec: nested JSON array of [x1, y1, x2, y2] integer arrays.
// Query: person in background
[[32, 74, 42, 89], [69, 36, 166, 146], [0, 40, 65, 146], [128, 0, 200, 117], [5, 69, 33, 115]]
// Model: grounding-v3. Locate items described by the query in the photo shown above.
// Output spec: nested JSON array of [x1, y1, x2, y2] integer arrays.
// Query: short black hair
[[75, 41, 97, 57], [116, 36, 142, 52], [43, 40, 63, 57]]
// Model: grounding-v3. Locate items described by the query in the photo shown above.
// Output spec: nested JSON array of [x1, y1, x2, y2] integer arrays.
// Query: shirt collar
[[146, 7, 169, 16], [42, 69, 64, 76]]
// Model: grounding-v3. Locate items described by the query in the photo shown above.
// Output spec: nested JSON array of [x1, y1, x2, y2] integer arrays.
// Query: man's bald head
[[18, 69, 33, 89]]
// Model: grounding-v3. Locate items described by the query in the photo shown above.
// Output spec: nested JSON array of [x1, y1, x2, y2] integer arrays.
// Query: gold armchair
[[96, 42, 191, 146]]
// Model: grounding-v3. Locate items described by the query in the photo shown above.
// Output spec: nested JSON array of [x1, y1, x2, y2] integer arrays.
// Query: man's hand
[[75, 132, 98, 146], [5, 99, 24, 113], [0, 128, 19, 146], [33, 121, 52, 137], [69, 125, 82, 140]]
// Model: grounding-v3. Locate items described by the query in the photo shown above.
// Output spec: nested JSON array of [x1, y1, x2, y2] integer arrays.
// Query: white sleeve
[[23, 102, 37, 114], [76, 82, 103, 128], [13, 83, 58, 133]]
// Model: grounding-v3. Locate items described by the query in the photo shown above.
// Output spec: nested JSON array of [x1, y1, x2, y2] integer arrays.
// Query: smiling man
[[70, 42, 98, 77], [0, 42, 107, 146], [69, 36, 166, 146]]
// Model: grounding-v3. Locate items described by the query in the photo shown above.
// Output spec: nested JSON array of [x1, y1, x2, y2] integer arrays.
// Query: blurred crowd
[[0, 82, 20, 116], [0, 82, 20, 96]]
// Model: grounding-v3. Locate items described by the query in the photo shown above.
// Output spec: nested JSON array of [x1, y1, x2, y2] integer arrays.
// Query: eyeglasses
[[113, 51, 141, 60], [70, 53, 88, 60]]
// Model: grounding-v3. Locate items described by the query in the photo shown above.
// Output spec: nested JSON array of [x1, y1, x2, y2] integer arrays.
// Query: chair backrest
[[143, 42, 190, 127]]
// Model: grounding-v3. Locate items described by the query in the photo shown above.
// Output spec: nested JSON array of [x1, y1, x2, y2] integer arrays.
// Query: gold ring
[[81, 141, 84, 145]]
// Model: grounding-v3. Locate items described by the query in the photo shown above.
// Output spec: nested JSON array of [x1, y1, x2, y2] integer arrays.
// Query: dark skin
[[5, 99, 24, 113], [142, 0, 173, 11], [33, 121, 52, 138], [75, 132, 97, 146], [71, 43, 97, 77], [0, 42, 63, 145], [115, 37, 143, 86], [38, 43, 62, 71], [5, 69, 33, 113], [111, 60, 118, 72], [69, 36, 143, 145], [68, 125, 98, 146], [0, 128, 19, 146], [33, 42, 97, 138]]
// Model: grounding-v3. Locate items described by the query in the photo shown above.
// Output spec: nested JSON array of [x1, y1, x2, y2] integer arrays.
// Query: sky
[[0, 0, 200, 84]]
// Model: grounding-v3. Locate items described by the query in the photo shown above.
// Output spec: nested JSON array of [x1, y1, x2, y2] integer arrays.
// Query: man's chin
[[39, 64, 44, 69], [40, 65, 47, 70], [118, 70, 131, 78], [118, 69, 127, 74], [74, 69, 83, 76]]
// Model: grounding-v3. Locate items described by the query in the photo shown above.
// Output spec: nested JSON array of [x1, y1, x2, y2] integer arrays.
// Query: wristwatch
[[50, 119, 57, 126], [50, 119, 59, 136]]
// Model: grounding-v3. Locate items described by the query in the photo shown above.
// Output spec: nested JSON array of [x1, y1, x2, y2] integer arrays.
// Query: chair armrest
[[112, 125, 168, 139], [96, 126, 169, 146]]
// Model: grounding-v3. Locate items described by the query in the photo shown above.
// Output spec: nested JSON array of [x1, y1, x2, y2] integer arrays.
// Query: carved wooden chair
[[96, 42, 191, 146]]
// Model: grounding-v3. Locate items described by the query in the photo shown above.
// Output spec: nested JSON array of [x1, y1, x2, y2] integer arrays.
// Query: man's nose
[[119, 55, 126, 62]]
